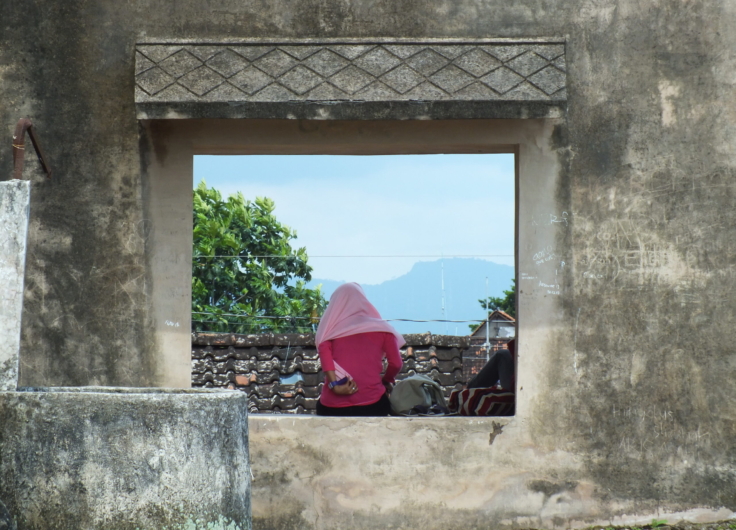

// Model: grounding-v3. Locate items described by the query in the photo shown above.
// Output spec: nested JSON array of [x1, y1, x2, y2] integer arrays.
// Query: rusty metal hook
[[11, 118, 52, 180]]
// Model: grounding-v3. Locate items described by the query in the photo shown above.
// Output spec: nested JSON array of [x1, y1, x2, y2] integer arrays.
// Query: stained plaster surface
[[249, 416, 735, 530], [0, 388, 251, 530], [0, 181, 29, 391], [1, 0, 736, 527]]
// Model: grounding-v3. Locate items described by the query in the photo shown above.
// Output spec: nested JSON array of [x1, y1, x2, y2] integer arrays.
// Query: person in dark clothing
[[467, 339, 516, 390]]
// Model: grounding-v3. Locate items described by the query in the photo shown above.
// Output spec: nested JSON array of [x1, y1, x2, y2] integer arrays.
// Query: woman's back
[[318, 331, 402, 408]]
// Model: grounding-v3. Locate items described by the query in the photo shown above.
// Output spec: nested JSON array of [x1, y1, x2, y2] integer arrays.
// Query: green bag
[[389, 374, 447, 415]]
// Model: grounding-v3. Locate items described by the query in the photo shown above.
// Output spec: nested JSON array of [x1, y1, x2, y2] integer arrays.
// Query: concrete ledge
[[137, 100, 565, 120], [0, 388, 251, 530]]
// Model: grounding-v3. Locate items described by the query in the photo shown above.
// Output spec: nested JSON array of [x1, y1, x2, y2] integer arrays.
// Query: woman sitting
[[315, 283, 404, 416]]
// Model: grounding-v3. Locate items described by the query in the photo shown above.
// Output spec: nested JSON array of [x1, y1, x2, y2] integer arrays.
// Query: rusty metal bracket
[[11, 118, 52, 180]]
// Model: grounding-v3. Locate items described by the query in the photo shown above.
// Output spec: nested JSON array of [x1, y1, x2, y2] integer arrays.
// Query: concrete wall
[[248, 416, 734, 530], [0, 181, 29, 391], [1, 0, 736, 527], [0, 388, 251, 530]]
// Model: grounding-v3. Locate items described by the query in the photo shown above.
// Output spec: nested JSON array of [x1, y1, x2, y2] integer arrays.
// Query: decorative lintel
[[135, 39, 566, 120]]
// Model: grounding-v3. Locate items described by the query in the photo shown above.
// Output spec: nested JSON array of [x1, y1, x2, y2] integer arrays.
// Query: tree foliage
[[192, 181, 326, 333], [469, 279, 516, 331]]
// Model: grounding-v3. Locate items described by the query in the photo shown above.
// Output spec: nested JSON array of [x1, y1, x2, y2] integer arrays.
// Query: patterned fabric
[[449, 387, 515, 416]]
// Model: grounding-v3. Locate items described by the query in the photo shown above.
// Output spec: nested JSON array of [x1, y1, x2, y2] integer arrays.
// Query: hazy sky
[[194, 154, 515, 285]]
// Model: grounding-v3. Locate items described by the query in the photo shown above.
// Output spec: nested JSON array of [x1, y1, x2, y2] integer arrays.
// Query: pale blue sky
[[194, 154, 515, 285]]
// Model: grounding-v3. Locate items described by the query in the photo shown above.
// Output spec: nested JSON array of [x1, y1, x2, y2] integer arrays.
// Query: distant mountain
[[307, 259, 514, 336]]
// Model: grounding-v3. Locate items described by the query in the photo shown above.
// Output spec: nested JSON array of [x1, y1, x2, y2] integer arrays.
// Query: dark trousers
[[316, 393, 391, 416], [467, 349, 514, 390]]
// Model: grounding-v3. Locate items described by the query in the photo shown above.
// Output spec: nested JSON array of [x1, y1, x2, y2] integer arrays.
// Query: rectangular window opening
[[191, 153, 517, 417]]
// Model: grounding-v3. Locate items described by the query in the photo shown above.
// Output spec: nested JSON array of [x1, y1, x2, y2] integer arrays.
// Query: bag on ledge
[[389, 374, 449, 416]]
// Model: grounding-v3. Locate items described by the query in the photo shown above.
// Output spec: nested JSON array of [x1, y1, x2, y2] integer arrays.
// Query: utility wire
[[193, 254, 514, 259], [192, 311, 512, 324]]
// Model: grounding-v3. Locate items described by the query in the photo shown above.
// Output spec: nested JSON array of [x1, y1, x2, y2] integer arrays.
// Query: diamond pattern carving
[[329, 66, 374, 94], [138, 45, 182, 63], [206, 50, 249, 78], [187, 46, 221, 62], [354, 47, 402, 76], [481, 67, 525, 94], [406, 49, 449, 76], [306, 83, 349, 101], [430, 65, 475, 93], [381, 65, 424, 94], [135, 52, 155, 75], [533, 44, 565, 61], [383, 44, 425, 59], [231, 46, 274, 61], [254, 50, 299, 77], [282, 46, 322, 60], [355, 81, 397, 100], [158, 50, 202, 78], [137, 67, 176, 95], [178, 66, 224, 96], [506, 51, 549, 77], [330, 45, 375, 60], [278, 65, 323, 95], [481, 45, 525, 62], [302, 49, 349, 77], [136, 41, 566, 105], [454, 49, 501, 77], [230, 67, 273, 95], [528, 66, 566, 95]]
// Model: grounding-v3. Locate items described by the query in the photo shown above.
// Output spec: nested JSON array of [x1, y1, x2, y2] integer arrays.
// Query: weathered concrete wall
[[0, 388, 251, 530], [249, 416, 734, 530], [0, 181, 29, 391], [1, 0, 736, 527]]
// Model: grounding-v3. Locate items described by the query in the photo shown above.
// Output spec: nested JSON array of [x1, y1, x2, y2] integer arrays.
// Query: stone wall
[[192, 332, 469, 414]]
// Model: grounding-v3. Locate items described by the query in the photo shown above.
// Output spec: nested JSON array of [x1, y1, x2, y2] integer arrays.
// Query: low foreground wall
[[248, 415, 735, 530], [0, 388, 251, 530]]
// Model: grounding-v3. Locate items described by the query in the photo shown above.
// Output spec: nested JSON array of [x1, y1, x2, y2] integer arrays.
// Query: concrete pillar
[[0, 388, 251, 530], [0, 181, 30, 391]]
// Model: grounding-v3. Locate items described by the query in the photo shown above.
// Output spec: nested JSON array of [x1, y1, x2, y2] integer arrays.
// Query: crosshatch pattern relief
[[135, 42, 566, 103]]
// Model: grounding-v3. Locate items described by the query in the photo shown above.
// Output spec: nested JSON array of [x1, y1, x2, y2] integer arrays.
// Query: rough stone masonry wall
[[192, 332, 468, 414], [2, 0, 736, 527]]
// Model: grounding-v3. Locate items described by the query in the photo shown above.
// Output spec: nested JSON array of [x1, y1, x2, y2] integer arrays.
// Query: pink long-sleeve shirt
[[318, 331, 403, 408]]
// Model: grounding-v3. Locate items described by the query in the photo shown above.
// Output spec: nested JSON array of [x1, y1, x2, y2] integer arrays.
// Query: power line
[[192, 311, 511, 324], [193, 254, 514, 259]]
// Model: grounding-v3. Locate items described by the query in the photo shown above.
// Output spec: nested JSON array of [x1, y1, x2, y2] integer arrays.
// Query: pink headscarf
[[315, 283, 405, 349]]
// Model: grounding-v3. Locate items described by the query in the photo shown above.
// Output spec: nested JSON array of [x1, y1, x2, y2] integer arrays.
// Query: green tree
[[469, 279, 516, 331], [192, 181, 326, 333]]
